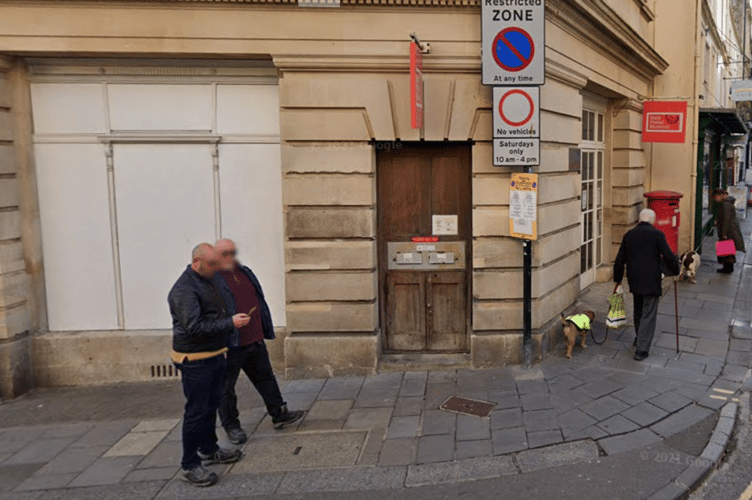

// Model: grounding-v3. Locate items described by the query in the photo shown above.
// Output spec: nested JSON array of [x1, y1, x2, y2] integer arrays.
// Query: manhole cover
[[440, 396, 496, 418]]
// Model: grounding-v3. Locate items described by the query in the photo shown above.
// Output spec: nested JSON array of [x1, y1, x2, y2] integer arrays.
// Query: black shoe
[[225, 426, 247, 445], [634, 351, 649, 361], [272, 405, 306, 429], [181, 465, 218, 487], [198, 448, 243, 465]]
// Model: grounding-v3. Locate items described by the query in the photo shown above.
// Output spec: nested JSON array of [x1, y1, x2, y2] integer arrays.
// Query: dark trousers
[[175, 355, 225, 470], [219, 341, 285, 430], [634, 294, 660, 353]]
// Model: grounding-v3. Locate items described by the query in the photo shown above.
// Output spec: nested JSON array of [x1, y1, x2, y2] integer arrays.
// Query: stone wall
[[0, 58, 34, 398]]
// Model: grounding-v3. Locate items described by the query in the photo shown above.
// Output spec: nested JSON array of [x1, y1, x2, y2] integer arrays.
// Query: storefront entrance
[[377, 143, 472, 353]]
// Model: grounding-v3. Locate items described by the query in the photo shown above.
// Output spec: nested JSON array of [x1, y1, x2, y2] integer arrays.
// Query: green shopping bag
[[606, 285, 626, 329]]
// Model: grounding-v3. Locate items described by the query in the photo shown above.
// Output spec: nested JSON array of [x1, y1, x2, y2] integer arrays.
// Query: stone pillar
[[471, 68, 585, 367], [0, 57, 34, 399], [611, 99, 646, 258]]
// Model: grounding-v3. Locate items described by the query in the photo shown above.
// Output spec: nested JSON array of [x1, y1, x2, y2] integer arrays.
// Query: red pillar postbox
[[643, 191, 683, 254]]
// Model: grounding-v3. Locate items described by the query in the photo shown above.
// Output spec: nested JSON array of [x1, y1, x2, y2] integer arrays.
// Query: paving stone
[[122, 467, 177, 483], [516, 380, 548, 395], [39, 424, 94, 440], [492, 427, 528, 455], [579, 396, 630, 421], [562, 424, 609, 441], [516, 440, 599, 472], [424, 383, 456, 410], [353, 393, 398, 409], [651, 404, 715, 438], [550, 390, 592, 414], [416, 434, 454, 464], [0, 464, 43, 493], [487, 392, 520, 409], [427, 370, 456, 384], [387, 416, 420, 439], [547, 374, 585, 392], [694, 339, 729, 359], [67, 457, 140, 487], [596, 415, 640, 435], [378, 438, 417, 466], [394, 397, 424, 417], [490, 408, 523, 430], [70, 422, 137, 449], [421, 410, 456, 436], [34, 446, 109, 475], [44, 481, 166, 500], [522, 409, 559, 432], [621, 401, 670, 427], [456, 414, 490, 441], [307, 399, 354, 420], [277, 466, 407, 494], [4, 439, 74, 466], [283, 378, 326, 394], [343, 408, 393, 430], [356, 428, 385, 467], [0, 429, 45, 456], [726, 351, 751, 367], [520, 394, 553, 411], [318, 377, 364, 400], [598, 429, 662, 455], [102, 431, 168, 458], [557, 408, 597, 433], [157, 472, 283, 498], [362, 372, 404, 391], [705, 362, 725, 377], [649, 391, 693, 413], [399, 371, 428, 398], [612, 384, 660, 405], [131, 419, 180, 433], [641, 377, 683, 394], [136, 440, 181, 469], [406, 456, 516, 487], [578, 380, 622, 399], [14, 473, 78, 491], [0, 492, 42, 500], [282, 391, 319, 411], [526, 430, 563, 448], [729, 338, 752, 351], [455, 440, 493, 460], [722, 364, 749, 383]]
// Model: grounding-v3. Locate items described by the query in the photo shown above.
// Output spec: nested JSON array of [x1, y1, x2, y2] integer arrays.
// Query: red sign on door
[[410, 42, 424, 130], [642, 101, 688, 143]]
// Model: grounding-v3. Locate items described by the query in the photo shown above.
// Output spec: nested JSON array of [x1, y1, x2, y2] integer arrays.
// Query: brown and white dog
[[679, 251, 700, 284], [561, 311, 595, 359]]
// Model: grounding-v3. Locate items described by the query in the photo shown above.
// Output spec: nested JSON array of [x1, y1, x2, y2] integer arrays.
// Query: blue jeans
[[219, 341, 285, 430], [175, 354, 226, 470]]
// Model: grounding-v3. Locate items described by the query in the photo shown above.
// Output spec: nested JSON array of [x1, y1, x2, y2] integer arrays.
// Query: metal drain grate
[[440, 396, 496, 418], [150, 364, 179, 378]]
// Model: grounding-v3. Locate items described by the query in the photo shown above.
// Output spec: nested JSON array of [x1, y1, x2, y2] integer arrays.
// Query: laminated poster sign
[[509, 173, 538, 240], [642, 101, 687, 144]]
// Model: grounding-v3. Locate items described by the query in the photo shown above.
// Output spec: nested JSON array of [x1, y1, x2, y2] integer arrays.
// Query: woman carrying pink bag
[[713, 188, 746, 274]]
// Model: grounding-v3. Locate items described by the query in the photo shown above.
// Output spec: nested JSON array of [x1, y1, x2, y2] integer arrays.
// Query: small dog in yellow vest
[[561, 311, 595, 359]]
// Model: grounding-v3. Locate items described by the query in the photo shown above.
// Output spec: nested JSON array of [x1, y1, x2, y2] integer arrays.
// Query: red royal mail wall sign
[[410, 42, 423, 130], [642, 101, 688, 143]]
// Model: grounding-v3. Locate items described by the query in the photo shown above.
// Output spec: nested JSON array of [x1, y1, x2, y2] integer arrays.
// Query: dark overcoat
[[716, 196, 746, 262], [614, 222, 680, 296]]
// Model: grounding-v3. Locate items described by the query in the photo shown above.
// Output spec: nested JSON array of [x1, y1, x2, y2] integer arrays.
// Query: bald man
[[213, 238, 304, 445], [168, 243, 250, 487]]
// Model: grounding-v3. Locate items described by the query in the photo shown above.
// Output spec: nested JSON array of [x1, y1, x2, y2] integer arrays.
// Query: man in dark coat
[[614, 209, 680, 361], [168, 243, 249, 487], [213, 238, 305, 445], [713, 188, 746, 273]]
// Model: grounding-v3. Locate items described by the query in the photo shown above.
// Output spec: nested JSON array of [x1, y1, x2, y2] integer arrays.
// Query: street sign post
[[482, 0, 545, 86]]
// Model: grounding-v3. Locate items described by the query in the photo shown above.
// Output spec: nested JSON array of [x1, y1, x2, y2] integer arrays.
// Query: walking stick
[[674, 280, 680, 353]]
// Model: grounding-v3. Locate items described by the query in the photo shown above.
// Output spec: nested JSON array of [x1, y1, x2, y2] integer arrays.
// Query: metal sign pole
[[522, 163, 533, 368]]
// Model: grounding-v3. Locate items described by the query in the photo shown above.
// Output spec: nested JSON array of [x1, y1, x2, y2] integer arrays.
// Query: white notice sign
[[432, 215, 458, 235], [509, 173, 538, 240], [493, 138, 540, 167], [482, 0, 545, 86], [493, 86, 540, 138]]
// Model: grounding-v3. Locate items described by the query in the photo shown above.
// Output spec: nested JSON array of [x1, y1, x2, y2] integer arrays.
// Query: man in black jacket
[[214, 238, 305, 445], [168, 243, 250, 487], [614, 209, 680, 361]]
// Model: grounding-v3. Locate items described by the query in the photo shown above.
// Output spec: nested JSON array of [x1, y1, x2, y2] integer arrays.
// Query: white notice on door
[[432, 215, 458, 235]]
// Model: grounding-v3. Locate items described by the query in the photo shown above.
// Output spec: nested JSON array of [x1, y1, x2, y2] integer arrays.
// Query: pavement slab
[[515, 440, 599, 473], [276, 466, 406, 494], [67, 456, 140, 487], [405, 456, 516, 487]]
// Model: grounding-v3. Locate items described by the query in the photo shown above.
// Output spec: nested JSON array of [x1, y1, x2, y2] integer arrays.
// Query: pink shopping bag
[[716, 239, 736, 257]]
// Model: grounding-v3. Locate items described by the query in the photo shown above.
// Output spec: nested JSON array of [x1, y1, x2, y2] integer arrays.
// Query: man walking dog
[[614, 209, 680, 361], [214, 238, 305, 445]]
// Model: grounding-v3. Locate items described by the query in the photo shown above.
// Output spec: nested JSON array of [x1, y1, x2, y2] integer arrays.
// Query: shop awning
[[699, 108, 749, 135]]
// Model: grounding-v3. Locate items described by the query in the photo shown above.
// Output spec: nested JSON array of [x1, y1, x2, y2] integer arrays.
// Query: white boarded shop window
[[31, 79, 285, 331]]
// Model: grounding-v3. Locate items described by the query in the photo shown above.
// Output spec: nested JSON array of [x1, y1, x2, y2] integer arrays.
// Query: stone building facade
[[0, 0, 668, 397]]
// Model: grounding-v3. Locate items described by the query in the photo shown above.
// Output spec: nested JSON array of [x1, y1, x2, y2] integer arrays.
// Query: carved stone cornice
[[273, 54, 481, 72], [546, 59, 588, 89], [547, 0, 668, 80]]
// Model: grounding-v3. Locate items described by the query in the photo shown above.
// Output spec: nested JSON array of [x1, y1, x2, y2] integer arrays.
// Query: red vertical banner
[[410, 42, 423, 130], [642, 101, 688, 143]]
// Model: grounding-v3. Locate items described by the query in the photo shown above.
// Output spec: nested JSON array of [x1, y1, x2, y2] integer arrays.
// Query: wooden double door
[[377, 143, 472, 353]]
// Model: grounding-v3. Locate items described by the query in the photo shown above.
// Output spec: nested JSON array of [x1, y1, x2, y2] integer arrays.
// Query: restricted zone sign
[[482, 0, 545, 86], [493, 86, 539, 137]]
